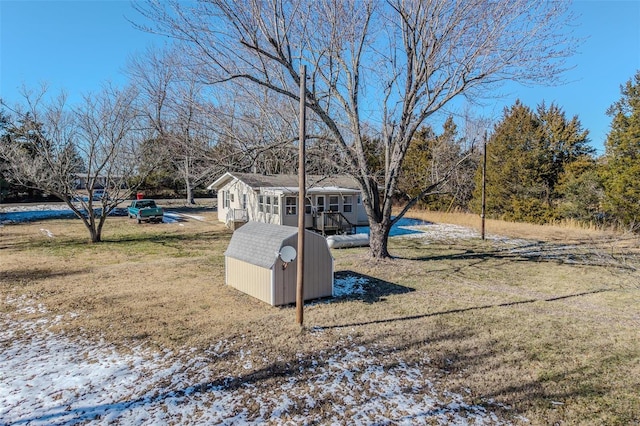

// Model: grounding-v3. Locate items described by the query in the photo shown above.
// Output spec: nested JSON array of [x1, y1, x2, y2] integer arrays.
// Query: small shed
[[224, 221, 334, 306]]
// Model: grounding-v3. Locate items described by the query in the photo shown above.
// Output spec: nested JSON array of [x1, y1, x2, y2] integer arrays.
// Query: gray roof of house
[[215, 172, 361, 191], [224, 221, 299, 269]]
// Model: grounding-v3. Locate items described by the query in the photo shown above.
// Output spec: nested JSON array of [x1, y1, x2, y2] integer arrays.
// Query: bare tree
[[136, 0, 576, 258], [208, 86, 302, 175], [0, 85, 151, 243], [127, 47, 219, 204]]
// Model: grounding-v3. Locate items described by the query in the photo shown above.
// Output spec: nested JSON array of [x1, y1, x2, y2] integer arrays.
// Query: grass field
[[1, 208, 639, 424]]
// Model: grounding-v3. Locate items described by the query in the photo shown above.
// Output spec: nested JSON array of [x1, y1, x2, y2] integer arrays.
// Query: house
[[208, 172, 369, 234], [224, 221, 333, 306]]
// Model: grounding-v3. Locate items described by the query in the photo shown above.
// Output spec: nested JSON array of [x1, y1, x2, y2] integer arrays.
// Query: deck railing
[[314, 211, 354, 235], [226, 208, 248, 223]]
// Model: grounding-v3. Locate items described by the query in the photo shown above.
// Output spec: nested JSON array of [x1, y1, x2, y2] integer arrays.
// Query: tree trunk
[[88, 226, 101, 243], [186, 183, 195, 205], [368, 220, 391, 259], [184, 167, 195, 205]]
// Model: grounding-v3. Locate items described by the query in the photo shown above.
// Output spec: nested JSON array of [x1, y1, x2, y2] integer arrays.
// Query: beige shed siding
[[224, 222, 333, 306], [225, 256, 273, 304], [271, 234, 333, 305]]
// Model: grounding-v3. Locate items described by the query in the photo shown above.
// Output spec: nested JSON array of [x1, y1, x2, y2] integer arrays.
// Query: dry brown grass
[[1, 209, 639, 424]]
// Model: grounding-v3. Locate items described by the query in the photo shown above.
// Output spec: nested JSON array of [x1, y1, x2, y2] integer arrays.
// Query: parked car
[[127, 199, 164, 223]]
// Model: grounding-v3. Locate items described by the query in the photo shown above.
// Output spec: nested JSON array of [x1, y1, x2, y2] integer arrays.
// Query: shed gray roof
[[224, 221, 298, 269]]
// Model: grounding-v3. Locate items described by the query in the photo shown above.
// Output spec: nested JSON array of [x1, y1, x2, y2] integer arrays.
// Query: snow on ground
[[1, 298, 513, 425], [0, 203, 206, 226], [162, 212, 207, 223], [395, 222, 528, 245], [332, 275, 368, 297], [1, 205, 521, 424]]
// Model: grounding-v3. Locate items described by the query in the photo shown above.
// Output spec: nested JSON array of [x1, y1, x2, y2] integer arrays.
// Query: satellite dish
[[279, 245, 297, 263]]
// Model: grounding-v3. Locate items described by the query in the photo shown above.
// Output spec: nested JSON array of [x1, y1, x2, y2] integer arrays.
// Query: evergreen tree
[[536, 102, 593, 204], [555, 155, 603, 222], [399, 125, 436, 206], [602, 71, 640, 229], [472, 100, 592, 224], [472, 101, 549, 222]]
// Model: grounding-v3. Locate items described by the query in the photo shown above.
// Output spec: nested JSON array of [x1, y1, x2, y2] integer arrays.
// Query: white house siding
[[218, 180, 282, 225], [217, 180, 249, 224], [281, 192, 364, 228], [211, 173, 370, 228], [255, 190, 283, 225]]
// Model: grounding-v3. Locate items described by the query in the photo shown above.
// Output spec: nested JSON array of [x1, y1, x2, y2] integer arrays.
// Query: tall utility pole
[[481, 131, 487, 240], [296, 65, 307, 326]]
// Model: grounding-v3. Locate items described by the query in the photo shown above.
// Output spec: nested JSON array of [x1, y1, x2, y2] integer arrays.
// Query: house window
[[230, 193, 235, 203], [329, 196, 339, 212], [258, 194, 264, 213], [305, 197, 312, 214], [316, 196, 325, 213], [224, 191, 230, 208], [285, 197, 297, 215], [265, 195, 272, 214], [273, 196, 279, 215], [343, 195, 353, 213]]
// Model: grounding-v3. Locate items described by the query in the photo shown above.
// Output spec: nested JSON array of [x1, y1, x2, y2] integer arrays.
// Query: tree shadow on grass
[[107, 229, 230, 245], [319, 288, 612, 330], [0, 267, 91, 287], [396, 238, 640, 272]]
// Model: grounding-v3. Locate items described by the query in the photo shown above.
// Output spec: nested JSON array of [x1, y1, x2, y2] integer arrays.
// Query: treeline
[[397, 71, 640, 231], [2, 70, 639, 232]]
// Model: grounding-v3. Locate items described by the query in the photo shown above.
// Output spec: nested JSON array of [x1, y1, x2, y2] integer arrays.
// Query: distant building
[[207, 172, 369, 234]]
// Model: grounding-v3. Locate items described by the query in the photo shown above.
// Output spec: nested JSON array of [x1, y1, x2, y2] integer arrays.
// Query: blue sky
[[1, 1, 639, 155]]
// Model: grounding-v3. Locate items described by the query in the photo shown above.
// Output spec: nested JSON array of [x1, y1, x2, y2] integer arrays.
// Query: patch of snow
[[333, 275, 369, 297], [40, 228, 55, 238], [177, 213, 206, 222], [162, 212, 206, 224], [161, 212, 179, 224], [1, 299, 515, 425], [399, 223, 482, 242]]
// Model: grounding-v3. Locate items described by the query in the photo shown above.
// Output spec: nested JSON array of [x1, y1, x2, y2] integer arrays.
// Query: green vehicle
[[127, 199, 164, 223]]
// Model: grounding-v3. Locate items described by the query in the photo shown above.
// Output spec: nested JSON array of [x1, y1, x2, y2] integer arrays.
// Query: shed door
[[275, 258, 297, 306]]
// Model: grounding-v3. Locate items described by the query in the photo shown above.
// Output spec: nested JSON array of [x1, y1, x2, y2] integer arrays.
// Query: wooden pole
[[296, 65, 306, 326], [481, 131, 487, 240]]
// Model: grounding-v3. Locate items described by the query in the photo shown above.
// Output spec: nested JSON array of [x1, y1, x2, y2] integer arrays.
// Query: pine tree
[[472, 101, 550, 222], [472, 100, 593, 224], [536, 102, 593, 204], [555, 155, 602, 222], [602, 71, 640, 229]]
